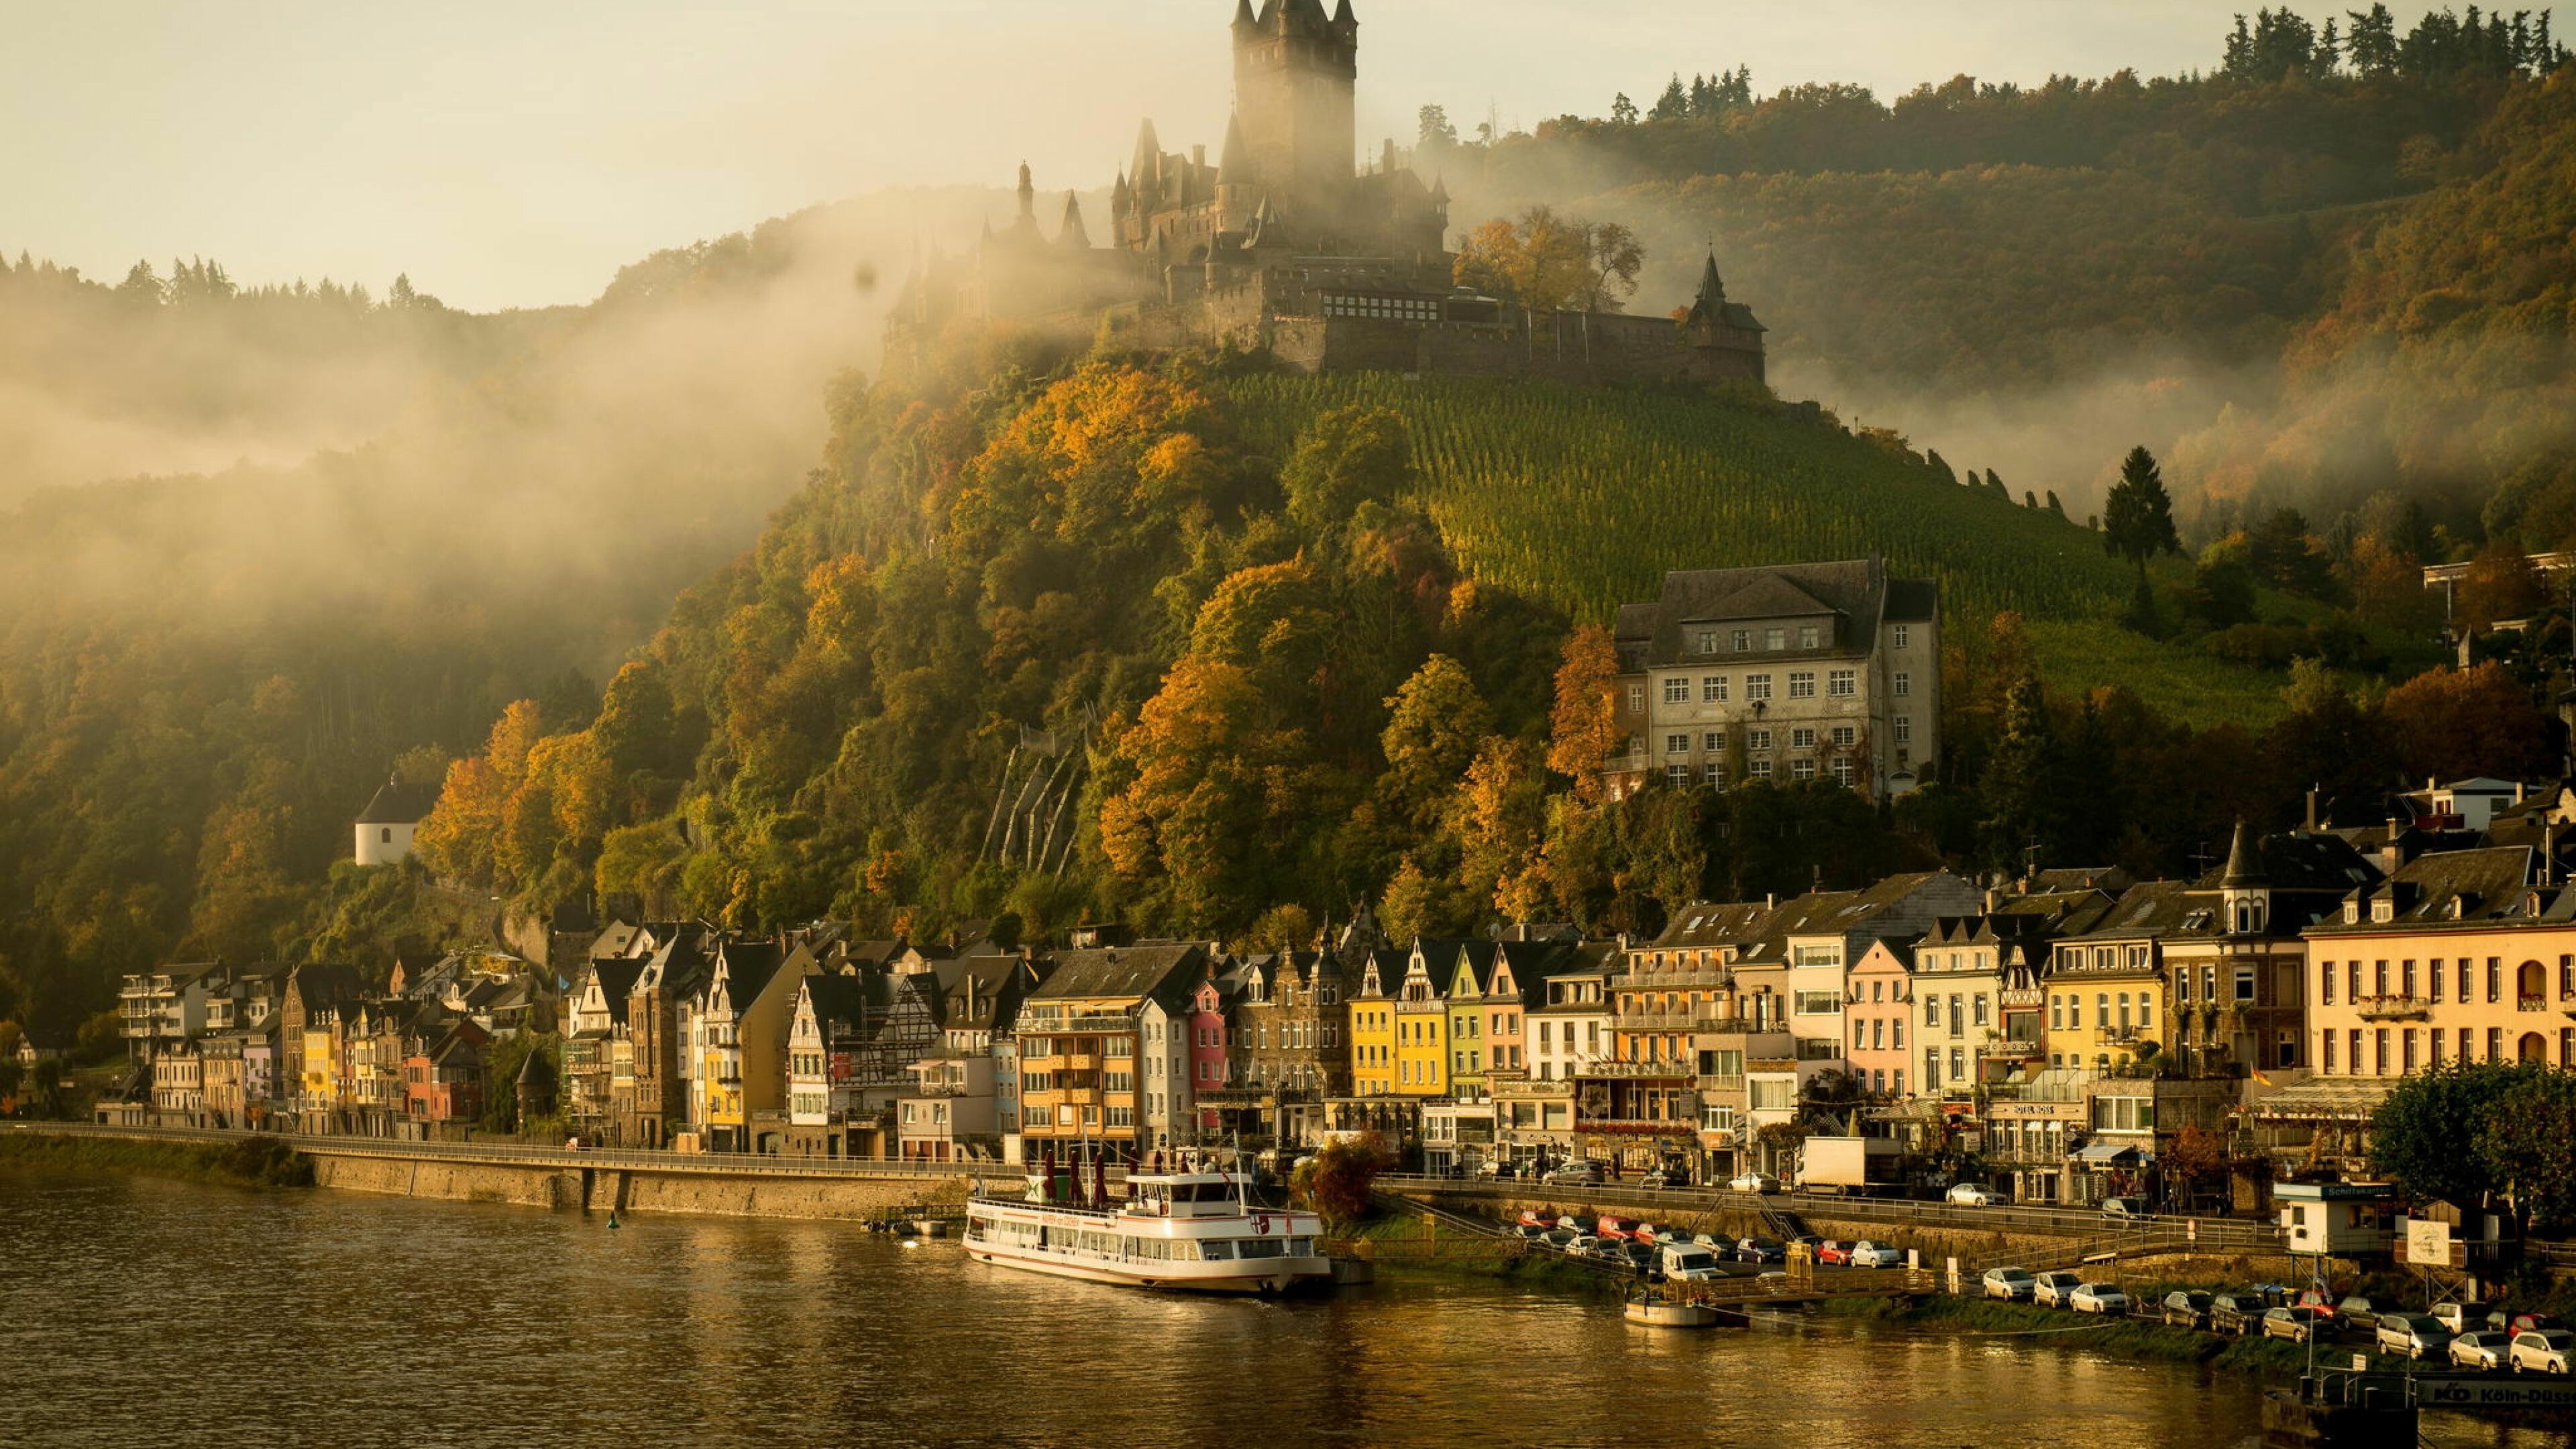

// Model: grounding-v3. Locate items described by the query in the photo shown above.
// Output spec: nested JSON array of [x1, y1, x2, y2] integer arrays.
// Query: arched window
[[2519, 961, 2547, 1004], [380, 827, 393, 844]]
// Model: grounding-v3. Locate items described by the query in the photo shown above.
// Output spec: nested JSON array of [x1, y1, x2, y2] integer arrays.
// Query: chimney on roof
[[2305, 786, 2320, 833], [1765, 893, 1776, 910], [2548, 821, 2561, 887], [2382, 812, 2406, 874]]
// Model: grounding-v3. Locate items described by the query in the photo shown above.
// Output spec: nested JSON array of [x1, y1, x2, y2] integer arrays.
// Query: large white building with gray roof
[[1607, 557, 1939, 800]]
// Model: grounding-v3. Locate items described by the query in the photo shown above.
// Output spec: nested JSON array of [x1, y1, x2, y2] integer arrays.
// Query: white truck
[[1796, 1136, 1870, 1193], [1657, 1241, 1726, 1281]]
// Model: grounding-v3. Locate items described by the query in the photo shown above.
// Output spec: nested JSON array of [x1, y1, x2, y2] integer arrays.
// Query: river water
[[0, 1171, 2553, 1448]]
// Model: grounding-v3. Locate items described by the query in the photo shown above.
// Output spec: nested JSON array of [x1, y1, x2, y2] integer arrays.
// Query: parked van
[[1658, 1242, 1725, 1281]]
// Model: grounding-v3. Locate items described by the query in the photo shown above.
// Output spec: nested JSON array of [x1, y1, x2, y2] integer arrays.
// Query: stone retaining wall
[[309, 1150, 970, 1222]]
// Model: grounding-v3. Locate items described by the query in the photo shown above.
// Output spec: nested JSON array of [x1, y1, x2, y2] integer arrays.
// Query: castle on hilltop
[[885, 0, 1766, 386]]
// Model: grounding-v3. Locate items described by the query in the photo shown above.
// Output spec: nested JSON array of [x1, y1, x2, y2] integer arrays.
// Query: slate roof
[[1613, 558, 1933, 670], [356, 778, 442, 826], [1648, 902, 1776, 950], [1025, 944, 1207, 1006], [2054, 880, 2200, 943], [288, 963, 367, 1008], [801, 971, 890, 1041], [2306, 846, 2547, 934]]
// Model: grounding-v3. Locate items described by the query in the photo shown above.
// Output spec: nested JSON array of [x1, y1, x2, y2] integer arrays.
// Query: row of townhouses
[[100, 771, 2576, 1203]]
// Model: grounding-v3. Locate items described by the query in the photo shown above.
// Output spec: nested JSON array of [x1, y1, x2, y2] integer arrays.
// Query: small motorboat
[[1625, 1293, 1722, 1329]]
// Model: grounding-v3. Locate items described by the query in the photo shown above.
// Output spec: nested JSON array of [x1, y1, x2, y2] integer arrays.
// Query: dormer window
[[2343, 898, 2361, 924], [2371, 898, 2395, 924]]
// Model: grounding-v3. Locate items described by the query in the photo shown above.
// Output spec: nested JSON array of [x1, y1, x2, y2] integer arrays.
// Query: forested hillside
[[1430, 5, 2573, 533]]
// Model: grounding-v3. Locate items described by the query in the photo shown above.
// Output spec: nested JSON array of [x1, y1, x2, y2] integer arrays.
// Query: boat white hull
[[965, 1240, 1332, 1295]]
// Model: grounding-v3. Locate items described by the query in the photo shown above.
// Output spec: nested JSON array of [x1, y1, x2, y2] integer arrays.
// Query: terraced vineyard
[[1223, 374, 2288, 727], [1224, 372, 2129, 628]]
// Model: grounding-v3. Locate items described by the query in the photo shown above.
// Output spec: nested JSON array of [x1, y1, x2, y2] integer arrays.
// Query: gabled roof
[[1025, 944, 1207, 1006], [288, 963, 367, 1010], [1615, 559, 1928, 671], [1648, 902, 1776, 949], [800, 971, 890, 1040], [2306, 847, 2543, 933], [356, 777, 441, 826], [2055, 880, 2198, 943]]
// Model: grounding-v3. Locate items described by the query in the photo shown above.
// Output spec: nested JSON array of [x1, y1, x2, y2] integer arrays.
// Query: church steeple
[[1695, 249, 1727, 308]]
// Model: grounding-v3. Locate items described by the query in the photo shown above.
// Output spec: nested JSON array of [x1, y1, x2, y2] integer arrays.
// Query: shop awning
[[2076, 1140, 2143, 1165]]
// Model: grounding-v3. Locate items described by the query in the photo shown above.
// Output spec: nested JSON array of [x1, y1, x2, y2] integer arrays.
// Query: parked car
[[1735, 1236, 1787, 1263], [2489, 1311, 2566, 1336], [1585, 1240, 1630, 1266], [2377, 1314, 2452, 1360], [1945, 1183, 1996, 1208], [1621, 1242, 1660, 1272], [1847, 1241, 1903, 1269], [1785, 1234, 1825, 1259], [2032, 1271, 2084, 1308], [1516, 1210, 1559, 1230], [1627, 1223, 1666, 1246], [2262, 1306, 2322, 1343], [1981, 1267, 2037, 1301], [2430, 1301, 2488, 1336], [1595, 1216, 1636, 1241], [1512, 1223, 1550, 1239], [1546, 1162, 1601, 1187], [2295, 1289, 2339, 1322], [1642, 1168, 1687, 1189], [1659, 1242, 1725, 1281], [2451, 1330, 2514, 1371], [2336, 1295, 2393, 1331], [1729, 1172, 1780, 1194], [2210, 1293, 2271, 1336], [2071, 1283, 2129, 1316], [1542, 1228, 1578, 1248], [2161, 1290, 2215, 1328], [1562, 1234, 1602, 1256], [2100, 1197, 2149, 1222], [2511, 1329, 2576, 1373]]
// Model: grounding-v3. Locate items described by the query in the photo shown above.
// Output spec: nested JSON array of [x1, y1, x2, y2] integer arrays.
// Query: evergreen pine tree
[[2101, 445, 2182, 584]]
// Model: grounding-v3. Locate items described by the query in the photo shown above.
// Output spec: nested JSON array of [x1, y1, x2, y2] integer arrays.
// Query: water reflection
[[0, 1173, 2551, 1448]]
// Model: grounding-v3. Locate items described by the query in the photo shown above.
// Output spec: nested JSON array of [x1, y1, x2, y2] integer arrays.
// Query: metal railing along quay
[[1373, 1173, 2284, 1251], [1, 1120, 992, 1181]]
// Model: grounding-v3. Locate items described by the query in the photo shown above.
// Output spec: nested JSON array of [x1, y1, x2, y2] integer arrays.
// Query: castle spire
[[2221, 818, 2268, 887], [1129, 119, 1163, 201], [1333, 0, 1356, 30], [1016, 162, 1034, 224], [1218, 110, 1252, 182], [1057, 191, 1090, 250], [1232, 0, 1258, 30], [1112, 168, 1132, 217], [1695, 248, 1727, 307]]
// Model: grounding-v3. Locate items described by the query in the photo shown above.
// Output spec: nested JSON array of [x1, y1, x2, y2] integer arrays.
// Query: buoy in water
[[606, 1210, 622, 1230]]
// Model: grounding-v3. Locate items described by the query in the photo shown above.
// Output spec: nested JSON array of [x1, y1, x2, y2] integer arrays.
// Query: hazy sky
[[2, 1, 2428, 311]]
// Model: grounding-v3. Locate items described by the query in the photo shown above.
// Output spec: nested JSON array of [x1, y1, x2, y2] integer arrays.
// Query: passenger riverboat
[[963, 1166, 1332, 1295]]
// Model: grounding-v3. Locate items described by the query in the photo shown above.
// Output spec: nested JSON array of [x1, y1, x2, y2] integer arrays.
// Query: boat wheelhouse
[[963, 1168, 1331, 1295]]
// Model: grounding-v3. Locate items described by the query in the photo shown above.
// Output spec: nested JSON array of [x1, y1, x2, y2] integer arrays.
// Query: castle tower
[[1234, 0, 1356, 215]]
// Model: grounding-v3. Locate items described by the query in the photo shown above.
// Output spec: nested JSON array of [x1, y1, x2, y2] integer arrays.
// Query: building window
[[1695, 630, 1718, 655], [1765, 628, 1786, 651], [1791, 759, 1815, 780], [1830, 724, 1856, 747], [1666, 733, 1689, 755], [1748, 758, 1772, 780], [1703, 731, 1725, 752], [1830, 757, 1856, 787], [1798, 625, 1820, 649], [1625, 684, 1644, 712], [1788, 672, 1816, 699], [1663, 678, 1688, 705], [1745, 674, 1772, 702], [2322, 1030, 2337, 1072], [1746, 728, 1772, 751], [1790, 727, 1817, 750], [1703, 761, 1725, 786], [2319, 960, 2334, 1004], [1894, 672, 1911, 697], [1703, 677, 1727, 703], [1893, 625, 1911, 650], [1666, 763, 1690, 788], [1828, 669, 1856, 698], [1730, 629, 1750, 652]]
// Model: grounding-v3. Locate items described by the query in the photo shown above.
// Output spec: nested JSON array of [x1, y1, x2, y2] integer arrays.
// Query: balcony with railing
[[1613, 1009, 1701, 1031], [2518, 995, 2551, 1013], [2355, 994, 2434, 1022], [1619, 965, 1731, 990], [1576, 1059, 1696, 1080]]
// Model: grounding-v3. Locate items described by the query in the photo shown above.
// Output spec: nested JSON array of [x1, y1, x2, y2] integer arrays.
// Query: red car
[[1816, 1240, 1857, 1265], [1595, 1216, 1635, 1242]]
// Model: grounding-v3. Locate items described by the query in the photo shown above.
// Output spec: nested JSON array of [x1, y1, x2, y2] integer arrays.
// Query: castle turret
[[1015, 161, 1036, 230], [1235, 0, 1356, 213], [1232, 0, 1258, 31], [1058, 191, 1091, 250], [1216, 111, 1256, 228], [1111, 168, 1132, 218]]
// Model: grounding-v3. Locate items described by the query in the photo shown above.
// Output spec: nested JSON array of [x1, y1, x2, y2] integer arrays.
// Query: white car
[[2031, 1271, 2084, 1308], [1562, 1234, 1603, 1256], [2451, 1330, 2513, 1371], [1846, 1240, 1902, 1269], [1729, 1172, 1781, 1194], [1945, 1183, 1996, 1207], [2510, 1329, 2576, 1373], [1658, 1243, 1725, 1281], [1981, 1267, 2036, 1301], [2071, 1283, 2129, 1316]]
